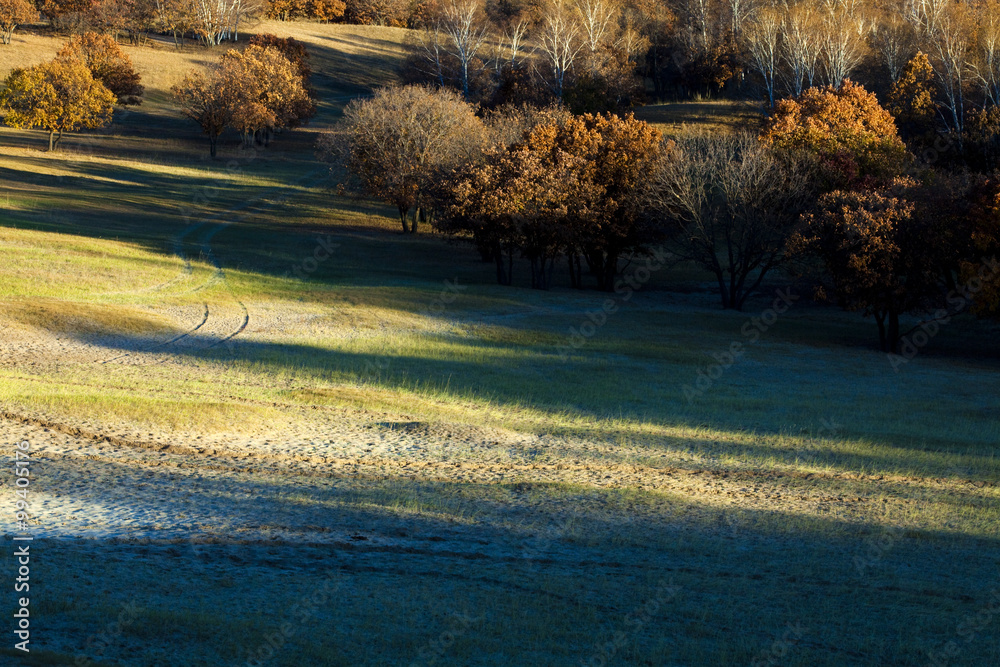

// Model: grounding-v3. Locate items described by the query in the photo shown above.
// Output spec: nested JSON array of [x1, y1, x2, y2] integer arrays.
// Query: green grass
[[0, 20, 998, 667]]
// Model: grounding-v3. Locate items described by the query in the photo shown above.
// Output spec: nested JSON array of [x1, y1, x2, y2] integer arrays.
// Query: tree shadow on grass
[[64, 317, 1000, 479], [11, 452, 1000, 666]]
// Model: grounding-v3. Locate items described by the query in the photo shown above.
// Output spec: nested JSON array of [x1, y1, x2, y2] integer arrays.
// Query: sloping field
[[0, 21, 998, 667]]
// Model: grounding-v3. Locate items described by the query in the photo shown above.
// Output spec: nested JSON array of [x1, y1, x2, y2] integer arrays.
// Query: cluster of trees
[[0, 31, 141, 149], [0, 0, 36, 44], [740, 1, 1000, 165], [661, 80, 1000, 352], [266, 0, 344, 22], [401, 0, 669, 113], [7, 0, 267, 46], [172, 34, 314, 156], [0, 28, 312, 155], [337, 0, 1000, 168], [318, 85, 487, 234], [329, 81, 1000, 353], [439, 111, 663, 289], [0, 0, 390, 45]]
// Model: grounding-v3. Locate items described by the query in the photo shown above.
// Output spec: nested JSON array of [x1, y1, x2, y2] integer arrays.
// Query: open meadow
[[0, 18, 999, 667]]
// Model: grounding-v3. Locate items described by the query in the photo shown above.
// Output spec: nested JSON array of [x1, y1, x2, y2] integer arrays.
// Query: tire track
[[98, 302, 210, 364], [99, 168, 330, 364]]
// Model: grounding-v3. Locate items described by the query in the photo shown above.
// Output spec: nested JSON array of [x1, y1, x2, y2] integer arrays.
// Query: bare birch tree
[[536, 0, 584, 98], [971, 0, 1000, 108], [439, 0, 491, 100], [780, 1, 822, 96], [744, 6, 781, 107], [927, 2, 971, 135]]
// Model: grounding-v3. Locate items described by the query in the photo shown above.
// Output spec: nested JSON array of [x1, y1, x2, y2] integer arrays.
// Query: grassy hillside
[[0, 22, 998, 667], [633, 99, 764, 137]]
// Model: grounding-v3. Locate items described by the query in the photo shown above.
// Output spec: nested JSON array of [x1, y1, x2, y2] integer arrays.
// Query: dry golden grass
[[633, 99, 765, 138], [0, 21, 412, 111], [0, 299, 175, 335], [1, 22, 998, 667], [0, 31, 60, 74]]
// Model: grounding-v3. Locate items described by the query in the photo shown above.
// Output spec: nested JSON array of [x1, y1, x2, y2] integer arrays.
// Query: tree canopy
[[57, 32, 144, 106], [0, 0, 36, 45], [327, 85, 488, 233], [1, 56, 116, 151], [761, 80, 911, 191]]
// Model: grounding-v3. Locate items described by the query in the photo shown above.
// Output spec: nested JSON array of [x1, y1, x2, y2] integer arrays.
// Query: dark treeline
[[324, 78, 1000, 354]]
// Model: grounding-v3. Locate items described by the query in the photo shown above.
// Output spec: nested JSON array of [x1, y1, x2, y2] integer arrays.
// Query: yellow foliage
[[761, 80, 911, 189], [1, 55, 115, 150]]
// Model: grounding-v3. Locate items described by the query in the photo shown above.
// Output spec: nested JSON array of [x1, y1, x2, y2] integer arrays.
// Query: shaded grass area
[[0, 19, 998, 667], [2, 498, 997, 667]]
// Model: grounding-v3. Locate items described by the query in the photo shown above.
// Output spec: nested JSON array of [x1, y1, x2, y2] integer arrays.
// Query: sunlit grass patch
[[633, 99, 765, 138], [0, 227, 199, 300], [0, 378, 291, 434], [0, 299, 176, 336]]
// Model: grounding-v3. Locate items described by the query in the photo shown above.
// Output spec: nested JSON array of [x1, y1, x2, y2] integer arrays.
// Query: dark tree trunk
[[494, 253, 510, 285], [410, 208, 426, 234], [209, 134, 218, 158], [875, 311, 888, 351], [887, 310, 900, 354], [597, 253, 619, 292], [716, 270, 733, 309], [568, 253, 582, 289], [398, 207, 410, 233], [494, 247, 512, 285], [584, 248, 604, 280]]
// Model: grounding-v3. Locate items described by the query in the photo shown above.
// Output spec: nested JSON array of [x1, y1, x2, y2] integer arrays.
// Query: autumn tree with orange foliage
[[889, 52, 936, 142], [438, 112, 664, 290], [551, 113, 664, 290], [0, 0, 36, 45], [248, 33, 312, 88], [960, 177, 1000, 317], [173, 46, 313, 156], [57, 32, 144, 106], [790, 178, 962, 353], [266, 0, 345, 22], [441, 130, 589, 288], [220, 45, 315, 147], [761, 80, 911, 191], [1, 56, 115, 150], [173, 68, 232, 157], [344, 0, 408, 26], [37, 0, 92, 32]]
